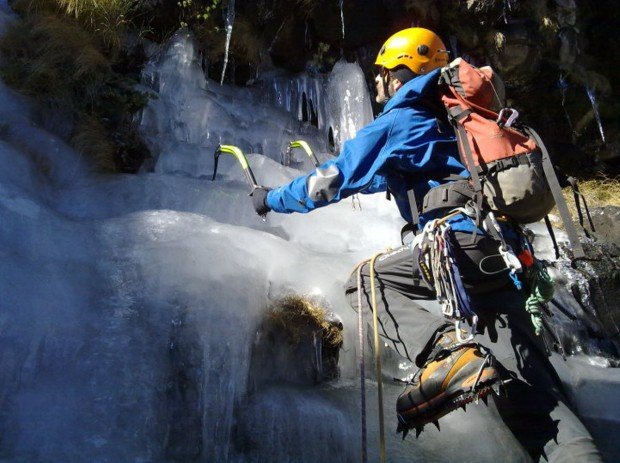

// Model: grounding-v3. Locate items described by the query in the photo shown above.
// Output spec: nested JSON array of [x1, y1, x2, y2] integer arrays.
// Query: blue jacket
[[266, 69, 469, 227]]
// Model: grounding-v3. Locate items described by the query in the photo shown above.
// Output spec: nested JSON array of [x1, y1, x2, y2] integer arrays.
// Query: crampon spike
[[432, 420, 440, 431], [415, 426, 424, 438]]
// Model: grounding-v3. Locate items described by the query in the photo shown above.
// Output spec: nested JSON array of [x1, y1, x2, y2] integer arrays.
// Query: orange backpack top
[[440, 58, 538, 167], [435, 58, 586, 258]]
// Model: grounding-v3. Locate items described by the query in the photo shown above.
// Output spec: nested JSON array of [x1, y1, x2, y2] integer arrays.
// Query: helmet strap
[[382, 73, 392, 101]]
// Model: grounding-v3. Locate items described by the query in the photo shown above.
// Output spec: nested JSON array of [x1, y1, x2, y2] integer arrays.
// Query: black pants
[[344, 232, 602, 462]]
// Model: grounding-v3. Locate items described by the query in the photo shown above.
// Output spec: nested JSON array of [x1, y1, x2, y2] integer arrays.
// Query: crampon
[[396, 334, 503, 438]]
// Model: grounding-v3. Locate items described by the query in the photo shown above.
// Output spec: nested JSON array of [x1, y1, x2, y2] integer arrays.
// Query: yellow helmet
[[375, 27, 449, 75]]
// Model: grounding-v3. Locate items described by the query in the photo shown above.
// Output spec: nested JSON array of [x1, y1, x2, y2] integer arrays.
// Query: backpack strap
[[447, 106, 485, 242], [524, 127, 586, 260]]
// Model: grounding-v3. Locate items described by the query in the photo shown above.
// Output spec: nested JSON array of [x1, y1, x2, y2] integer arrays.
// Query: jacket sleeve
[[266, 111, 398, 214]]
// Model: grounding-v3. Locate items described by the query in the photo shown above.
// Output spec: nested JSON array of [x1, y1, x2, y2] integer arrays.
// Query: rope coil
[[525, 265, 555, 335]]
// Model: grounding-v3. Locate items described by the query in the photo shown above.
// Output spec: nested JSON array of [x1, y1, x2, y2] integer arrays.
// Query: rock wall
[[205, 0, 618, 176]]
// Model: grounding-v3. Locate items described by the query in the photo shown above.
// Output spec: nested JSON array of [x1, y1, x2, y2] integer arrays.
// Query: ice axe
[[211, 144, 259, 190], [284, 140, 320, 167]]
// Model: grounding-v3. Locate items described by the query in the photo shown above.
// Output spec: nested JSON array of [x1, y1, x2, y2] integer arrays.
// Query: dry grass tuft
[[71, 116, 116, 171], [550, 176, 620, 226], [12, 0, 136, 53], [265, 295, 343, 348], [571, 177, 620, 208], [1, 8, 150, 172]]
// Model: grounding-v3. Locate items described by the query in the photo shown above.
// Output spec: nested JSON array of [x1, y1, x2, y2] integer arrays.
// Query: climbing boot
[[396, 331, 500, 437]]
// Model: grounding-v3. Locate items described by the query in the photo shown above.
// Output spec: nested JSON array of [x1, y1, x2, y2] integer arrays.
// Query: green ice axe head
[[212, 144, 259, 189], [287, 140, 320, 167]]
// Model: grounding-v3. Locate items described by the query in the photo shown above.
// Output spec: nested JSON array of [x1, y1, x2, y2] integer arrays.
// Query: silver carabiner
[[455, 315, 478, 344], [499, 244, 522, 274], [496, 107, 519, 128], [442, 299, 454, 318]]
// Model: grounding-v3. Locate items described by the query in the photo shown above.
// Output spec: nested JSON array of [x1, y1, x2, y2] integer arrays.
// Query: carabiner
[[496, 108, 519, 128], [455, 316, 478, 344]]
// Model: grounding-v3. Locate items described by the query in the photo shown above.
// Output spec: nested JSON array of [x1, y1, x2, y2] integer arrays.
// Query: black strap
[[544, 215, 560, 260], [566, 177, 596, 233], [483, 153, 532, 175], [407, 189, 420, 228], [526, 126, 585, 259]]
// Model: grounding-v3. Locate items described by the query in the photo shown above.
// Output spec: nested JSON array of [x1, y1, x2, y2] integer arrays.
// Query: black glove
[[251, 186, 272, 216]]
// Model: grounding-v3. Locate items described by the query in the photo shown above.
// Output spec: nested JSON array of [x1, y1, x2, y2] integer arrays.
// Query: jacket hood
[[383, 68, 441, 112]]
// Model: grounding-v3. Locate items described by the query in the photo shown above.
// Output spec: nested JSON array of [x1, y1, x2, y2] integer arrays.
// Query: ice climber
[[251, 27, 602, 461]]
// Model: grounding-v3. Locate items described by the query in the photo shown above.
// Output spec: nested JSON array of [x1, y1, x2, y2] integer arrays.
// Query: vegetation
[[265, 295, 343, 349], [0, 0, 152, 172], [549, 177, 620, 229], [568, 177, 620, 209]]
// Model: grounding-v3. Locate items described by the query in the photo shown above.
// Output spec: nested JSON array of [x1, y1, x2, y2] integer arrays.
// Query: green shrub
[[0, 7, 150, 172]]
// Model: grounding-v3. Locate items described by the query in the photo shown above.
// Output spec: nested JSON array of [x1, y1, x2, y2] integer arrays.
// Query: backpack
[[430, 58, 587, 259]]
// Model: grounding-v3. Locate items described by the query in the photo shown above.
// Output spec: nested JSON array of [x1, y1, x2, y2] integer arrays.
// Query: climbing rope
[[352, 250, 391, 463], [355, 263, 367, 463], [525, 264, 555, 335], [369, 250, 389, 463]]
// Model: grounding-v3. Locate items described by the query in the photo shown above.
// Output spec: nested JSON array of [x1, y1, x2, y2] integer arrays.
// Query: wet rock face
[[572, 240, 620, 342], [546, 238, 620, 362], [573, 208, 620, 341], [590, 206, 620, 247], [485, 20, 542, 85], [552, 237, 620, 355], [211, 0, 617, 176]]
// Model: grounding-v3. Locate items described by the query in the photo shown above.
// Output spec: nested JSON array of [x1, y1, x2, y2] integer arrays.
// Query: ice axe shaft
[[212, 144, 259, 189], [287, 140, 320, 167]]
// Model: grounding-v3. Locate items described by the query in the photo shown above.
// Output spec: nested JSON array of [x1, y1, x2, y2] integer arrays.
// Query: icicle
[[558, 74, 576, 142], [268, 19, 287, 53], [586, 86, 606, 143], [220, 0, 235, 85], [339, 0, 345, 39], [313, 330, 323, 379], [305, 20, 311, 49], [502, 0, 513, 24]]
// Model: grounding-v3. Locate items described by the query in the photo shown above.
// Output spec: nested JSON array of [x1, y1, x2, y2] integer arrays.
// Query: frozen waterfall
[[0, 14, 619, 462]]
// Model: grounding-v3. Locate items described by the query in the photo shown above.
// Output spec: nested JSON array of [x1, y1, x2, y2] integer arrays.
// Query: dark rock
[[573, 240, 620, 338], [591, 206, 620, 247]]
